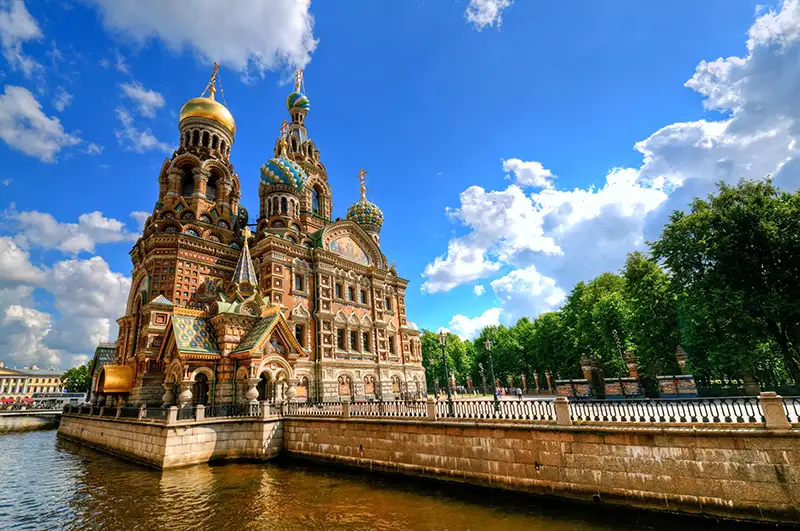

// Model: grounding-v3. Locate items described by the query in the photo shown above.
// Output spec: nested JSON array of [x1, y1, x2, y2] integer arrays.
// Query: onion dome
[[260, 155, 307, 191], [179, 63, 236, 135], [346, 168, 384, 228], [347, 198, 384, 228], [286, 91, 310, 111], [180, 97, 236, 135]]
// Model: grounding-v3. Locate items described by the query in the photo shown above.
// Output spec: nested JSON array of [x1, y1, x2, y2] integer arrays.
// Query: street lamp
[[484, 338, 500, 412], [478, 362, 487, 396], [439, 330, 455, 417]]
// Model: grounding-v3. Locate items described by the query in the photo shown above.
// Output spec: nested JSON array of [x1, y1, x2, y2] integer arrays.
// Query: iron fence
[[205, 403, 260, 419], [119, 407, 140, 419], [177, 406, 195, 421], [145, 408, 168, 421], [350, 400, 427, 418], [436, 399, 555, 421], [783, 397, 800, 423], [286, 401, 343, 417], [101, 407, 117, 418], [569, 397, 764, 424]]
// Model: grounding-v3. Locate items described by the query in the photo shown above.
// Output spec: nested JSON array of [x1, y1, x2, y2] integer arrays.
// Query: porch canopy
[[96, 365, 134, 394]]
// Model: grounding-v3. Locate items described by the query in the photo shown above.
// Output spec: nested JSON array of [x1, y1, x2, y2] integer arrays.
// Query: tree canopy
[[62, 364, 91, 393]]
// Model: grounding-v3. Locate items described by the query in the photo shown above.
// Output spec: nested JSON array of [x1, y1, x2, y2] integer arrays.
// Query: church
[[94, 65, 426, 407]]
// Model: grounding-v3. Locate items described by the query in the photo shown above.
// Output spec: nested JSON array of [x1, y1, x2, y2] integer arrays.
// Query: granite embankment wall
[[283, 418, 800, 524], [58, 415, 282, 468], [0, 413, 60, 432]]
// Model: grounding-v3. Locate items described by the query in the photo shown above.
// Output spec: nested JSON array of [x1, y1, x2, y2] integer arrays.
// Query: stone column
[[192, 167, 209, 199], [521, 374, 527, 393], [195, 404, 205, 421], [217, 177, 232, 209], [285, 378, 298, 401], [554, 397, 572, 426], [533, 371, 540, 393], [166, 168, 181, 198], [675, 345, 688, 375], [341, 397, 350, 419], [161, 383, 174, 407], [245, 378, 260, 404], [178, 380, 194, 407], [760, 392, 791, 431], [426, 396, 436, 421], [624, 350, 640, 379], [545, 371, 553, 392]]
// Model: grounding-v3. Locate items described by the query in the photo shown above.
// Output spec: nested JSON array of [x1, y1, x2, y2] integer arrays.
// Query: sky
[[1, 0, 798, 370]]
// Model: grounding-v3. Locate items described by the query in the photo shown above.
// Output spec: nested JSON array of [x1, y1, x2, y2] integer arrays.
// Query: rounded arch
[[169, 152, 202, 172], [165, 360, 184, 384], [320, 221, 384, 269], [189, 366, 215, 382], [255, 355, 294, 380], [125, 272, 148, 315]]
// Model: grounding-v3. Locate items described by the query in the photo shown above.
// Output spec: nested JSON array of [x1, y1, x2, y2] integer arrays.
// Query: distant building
[[0, 366, 63, 401], [88, 341, 117, 403]]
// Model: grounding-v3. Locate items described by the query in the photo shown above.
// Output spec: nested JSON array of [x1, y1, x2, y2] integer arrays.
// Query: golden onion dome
[[179, 96, 236, 135]]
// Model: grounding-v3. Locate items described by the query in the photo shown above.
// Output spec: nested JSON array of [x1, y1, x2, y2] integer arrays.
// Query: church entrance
[[193, 373, 210, 405], [257, 373, 273, 403]]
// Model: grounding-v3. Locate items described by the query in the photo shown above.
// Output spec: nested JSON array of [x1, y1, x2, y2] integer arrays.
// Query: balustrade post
[[195, 404, 205, 421], [138, 404, 146, 420], [554, 396, 572, 426], [260, 400, 270, 419], [759, 391, 791, 431], [116, 405, 122, 419], [167, 405, 178, 426], [280, 400, 287, 417], [426, 396, 436, 421], [342, 398, 350, 419]]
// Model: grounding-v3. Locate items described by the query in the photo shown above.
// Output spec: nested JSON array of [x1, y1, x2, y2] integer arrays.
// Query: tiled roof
[[231, 314, 279, 354], [172, 314, 219, 354], [150, 294, 173, 306], [231, 241, 258, 287]]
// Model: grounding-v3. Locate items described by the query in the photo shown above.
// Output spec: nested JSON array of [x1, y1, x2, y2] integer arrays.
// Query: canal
[[0, 430, 771, 530]]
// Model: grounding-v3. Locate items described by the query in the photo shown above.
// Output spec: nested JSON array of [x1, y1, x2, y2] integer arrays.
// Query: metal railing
[[287, 401, 343, 417], [205, 403, 260, 419], [144, 408, 168, 421], [119, 407, 140, 419], [177, 406, 195, 421], [350, 400, 427, 418], [437, 399, 555, 421], [783, 397, 800, 423], [569, 397, 764, 424]]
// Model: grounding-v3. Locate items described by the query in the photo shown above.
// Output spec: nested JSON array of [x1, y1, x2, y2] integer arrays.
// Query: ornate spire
[[205, 62, 220, 101], [278, 120, 289, 155], [294, 68, 304, 93], [231, 226, 257, 288]]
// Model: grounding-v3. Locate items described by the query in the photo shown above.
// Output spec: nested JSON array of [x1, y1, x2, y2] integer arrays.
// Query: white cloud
[[449, 308, 501, 340], [130, 210, 149, 232], [0, 0, 43, 78], [115, 107, 171, 153], [465, 0, 513, 30], [435, 0, 800, 331], [1, 178, 10, 186], [0, 227, 130, 369], [52, 86, 73, 112], [8, 208, 139, 254], [87, 0, 317, 76], [473, 284, 485, 296], [86, 142, 103, 155], [0, 85, 81, 162], [120, 81, 165, 118], [503, 158, 555, 188]]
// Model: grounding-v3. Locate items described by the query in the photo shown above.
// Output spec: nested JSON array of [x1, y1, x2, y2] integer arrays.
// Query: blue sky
[[2, 0, 799, 369]]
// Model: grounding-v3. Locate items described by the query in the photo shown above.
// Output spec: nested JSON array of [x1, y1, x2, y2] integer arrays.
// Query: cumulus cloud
[[0, 0, 43, 78], [6, 207, 140, 254], [87, 0, 317, 76], [0, 230, 130, 369], [115, 107, 171, 153], [473, 284, 485, 296], [52, 86, 73, 112], [120, 81, 165, 117], [0, 85, 81, 162], [130, 210, 149, 232], [465, 0, 513, 30], [433, 0, 800, 330], [449, 308, 502, 340]]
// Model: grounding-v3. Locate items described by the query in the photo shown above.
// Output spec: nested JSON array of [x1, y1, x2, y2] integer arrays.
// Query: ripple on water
[[0, 430, 770, 531]]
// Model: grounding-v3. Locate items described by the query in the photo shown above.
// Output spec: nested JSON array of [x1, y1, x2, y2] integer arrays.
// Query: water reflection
[[0, 431, 769, 531]]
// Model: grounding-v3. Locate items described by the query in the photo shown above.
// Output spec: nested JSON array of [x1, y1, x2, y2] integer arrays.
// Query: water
[[0, 430, 770, 531]]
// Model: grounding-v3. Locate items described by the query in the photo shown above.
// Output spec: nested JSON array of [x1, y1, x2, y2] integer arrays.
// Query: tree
[[622, 251, 680, 378], [523, 312, 578, 379], [62, 364, 91, 393], [652, 179, 800, 384]]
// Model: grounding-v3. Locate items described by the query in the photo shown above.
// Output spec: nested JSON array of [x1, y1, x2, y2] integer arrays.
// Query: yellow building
[[0, 364, 63, 400]]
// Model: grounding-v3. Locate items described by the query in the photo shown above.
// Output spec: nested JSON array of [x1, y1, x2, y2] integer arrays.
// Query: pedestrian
[[516, 387, 523, 400]]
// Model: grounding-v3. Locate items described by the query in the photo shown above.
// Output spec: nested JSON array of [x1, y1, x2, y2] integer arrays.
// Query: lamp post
[[478, 363, 487, 396], [439, 330, 455, 417], [484, 338, 500, 412]]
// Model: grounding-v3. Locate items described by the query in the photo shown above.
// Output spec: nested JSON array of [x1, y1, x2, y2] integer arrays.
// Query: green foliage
[[62, 364, 90, 393], [428, 179, 800, 390]]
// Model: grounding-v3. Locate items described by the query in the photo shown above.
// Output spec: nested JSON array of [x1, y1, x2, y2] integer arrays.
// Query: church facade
[[97, 66, 425, 407]]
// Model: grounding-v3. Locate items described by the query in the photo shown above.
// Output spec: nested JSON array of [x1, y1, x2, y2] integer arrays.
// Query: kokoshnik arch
[[93, 65, 426, 407]]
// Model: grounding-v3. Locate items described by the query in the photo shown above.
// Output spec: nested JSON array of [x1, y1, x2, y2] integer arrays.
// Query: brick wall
[[283, 418, 800, 524]]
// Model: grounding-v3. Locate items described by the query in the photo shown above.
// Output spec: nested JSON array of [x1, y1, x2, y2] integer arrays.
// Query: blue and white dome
[[286, 91, 310, 111], [260, 155, 306, 191]]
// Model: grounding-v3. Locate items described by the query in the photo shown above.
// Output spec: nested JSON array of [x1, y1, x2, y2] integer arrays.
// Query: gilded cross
[[294, 68, 304, 92], [241, 225, 252, 241], [207, 62, 220, 100], [357, 168, 367, 199]]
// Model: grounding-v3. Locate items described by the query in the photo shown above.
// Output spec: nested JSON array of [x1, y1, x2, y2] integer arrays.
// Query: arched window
[[193, 373, 209, 405], [206, 176, 217, 201], [212, 135, 219, 150], [202, 131, 210, 147], [192, 130, 200, 146], [312, 188, 320, 215], [281, 197, 288, 214], [181, 167, 194, 197], [220, 140, 227, 155], [257, 373, 272, 402]]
